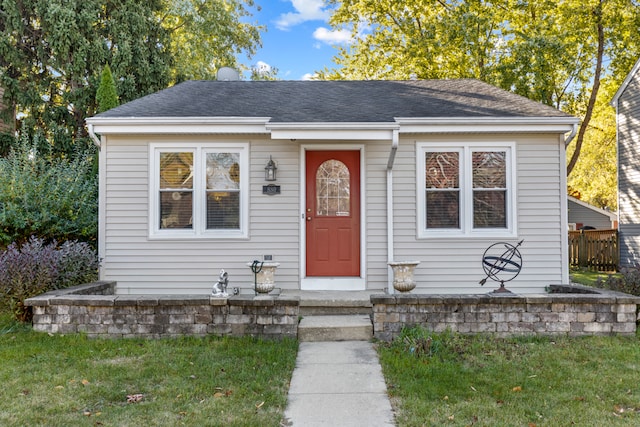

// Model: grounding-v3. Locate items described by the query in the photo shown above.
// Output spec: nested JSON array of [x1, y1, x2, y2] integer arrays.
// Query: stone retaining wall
[[371, 288, 640, 341], [25, 282, 640, 341], [25, 282, 299, 339]]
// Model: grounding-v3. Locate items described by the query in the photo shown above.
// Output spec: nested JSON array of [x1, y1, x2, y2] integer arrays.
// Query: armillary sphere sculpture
[[479, 240, 524, 293]]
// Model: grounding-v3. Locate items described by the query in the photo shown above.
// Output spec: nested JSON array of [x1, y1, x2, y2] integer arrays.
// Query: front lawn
[[0, 312, 297, 427], [379, 328, 640, 426]]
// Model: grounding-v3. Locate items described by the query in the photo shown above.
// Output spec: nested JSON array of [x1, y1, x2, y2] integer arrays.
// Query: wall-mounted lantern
[[265, 156, 277, 181]]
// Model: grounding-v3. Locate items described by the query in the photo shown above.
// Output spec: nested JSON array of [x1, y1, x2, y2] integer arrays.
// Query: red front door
[[305, 150, 360, 276]]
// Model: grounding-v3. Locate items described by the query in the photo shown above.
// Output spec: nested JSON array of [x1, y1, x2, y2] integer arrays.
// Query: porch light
[[265, 156, 277, 181]]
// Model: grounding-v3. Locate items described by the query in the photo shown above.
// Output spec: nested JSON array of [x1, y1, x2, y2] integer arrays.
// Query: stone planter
[[388, 261, 420, 292], [247, 261, 280, 294]]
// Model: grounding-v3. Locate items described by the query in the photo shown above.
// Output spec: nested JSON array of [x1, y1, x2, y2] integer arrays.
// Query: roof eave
[[85, 116, 579, 138], [611, 56, 640, 107], [395, 116, 580, 134], [266, 122, 400, 140], [85, 116, 272, 135]]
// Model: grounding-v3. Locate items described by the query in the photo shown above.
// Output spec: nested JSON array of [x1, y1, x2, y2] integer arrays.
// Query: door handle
[[307, 216, 312, 221]]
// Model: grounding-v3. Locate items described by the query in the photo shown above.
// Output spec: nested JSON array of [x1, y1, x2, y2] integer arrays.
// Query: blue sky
[[243, 0, 352, 80]]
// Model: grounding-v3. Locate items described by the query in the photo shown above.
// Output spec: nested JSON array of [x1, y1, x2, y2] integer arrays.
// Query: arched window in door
[[316, 160, 350, 216]]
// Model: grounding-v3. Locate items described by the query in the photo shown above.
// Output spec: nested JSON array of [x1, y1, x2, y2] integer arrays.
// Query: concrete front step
[[287, 290, 376, 316], [298, 315, 373, 342]]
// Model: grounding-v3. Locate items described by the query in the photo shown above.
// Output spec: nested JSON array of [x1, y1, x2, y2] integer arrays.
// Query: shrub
[[0, 236, 99, 321], [595, 266, 640, 296], [0, 133, 98, 247]]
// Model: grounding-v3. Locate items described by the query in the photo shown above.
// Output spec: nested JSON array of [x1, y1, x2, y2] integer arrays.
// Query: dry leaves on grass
[[213, 387, 233, 398], [613, 404, 640, 415], [127, 393, 144, 403]]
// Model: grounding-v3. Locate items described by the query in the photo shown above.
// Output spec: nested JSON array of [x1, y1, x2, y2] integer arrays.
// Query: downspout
[[88, 123, 101, 148], [386, 129, 399, 294], [564, 122, 578, 147], [87, 122, 104, 281], [561, 122, 578, 285]]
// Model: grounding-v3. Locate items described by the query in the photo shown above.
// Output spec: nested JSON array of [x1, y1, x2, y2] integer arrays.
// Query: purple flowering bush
[[0, 236, 99, 321]]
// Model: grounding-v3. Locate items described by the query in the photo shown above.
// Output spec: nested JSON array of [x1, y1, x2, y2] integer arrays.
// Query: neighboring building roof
[[611, 57, 640, 107], [94, 79, 574, 123]]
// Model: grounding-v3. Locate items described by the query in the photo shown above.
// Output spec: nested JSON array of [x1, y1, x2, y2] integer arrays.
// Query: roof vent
[[216, 67, 241, 81]]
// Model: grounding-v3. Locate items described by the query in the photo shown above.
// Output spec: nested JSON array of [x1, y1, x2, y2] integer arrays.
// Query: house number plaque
[[262, 184, 281, 195]]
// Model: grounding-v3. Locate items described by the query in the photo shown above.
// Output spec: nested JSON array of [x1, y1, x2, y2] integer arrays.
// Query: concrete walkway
[[283, 341, 396, 426]]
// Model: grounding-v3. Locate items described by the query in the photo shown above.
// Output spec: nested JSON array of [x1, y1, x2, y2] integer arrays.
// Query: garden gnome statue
[[212, 269, 229, 297]]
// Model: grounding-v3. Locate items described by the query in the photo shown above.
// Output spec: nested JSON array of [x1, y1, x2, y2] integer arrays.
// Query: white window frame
[[417, 142, 517, 239], [149, 142, 249, 239]]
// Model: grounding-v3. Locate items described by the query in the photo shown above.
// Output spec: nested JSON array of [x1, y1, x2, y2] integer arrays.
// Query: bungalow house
[[612, 57, 640, 267], [86, 79, 578, 295]]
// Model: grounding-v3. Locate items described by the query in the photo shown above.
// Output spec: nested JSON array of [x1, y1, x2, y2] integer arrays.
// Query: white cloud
[[313, 27, 352, 45], [275, 0, 331, 30], [254, 61, 272, 74], [302, 72, 320, 80]]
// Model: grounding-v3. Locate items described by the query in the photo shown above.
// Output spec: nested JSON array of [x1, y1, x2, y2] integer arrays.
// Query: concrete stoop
[[298, 315, 373, 342]]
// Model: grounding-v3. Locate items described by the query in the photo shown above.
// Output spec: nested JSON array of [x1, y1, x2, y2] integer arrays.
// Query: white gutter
[[564, 122, 578, 147], [87, 123, 101, 148], [386, 129, 399, 294], [395, 116, 579, 134]]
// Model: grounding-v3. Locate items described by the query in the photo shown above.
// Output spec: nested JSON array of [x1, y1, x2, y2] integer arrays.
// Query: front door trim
[[300, 144, 366, 290]]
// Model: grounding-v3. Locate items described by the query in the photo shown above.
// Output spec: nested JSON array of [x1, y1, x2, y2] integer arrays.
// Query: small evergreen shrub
[[595, 267, 640, 296], [0, 236, 99, 321]]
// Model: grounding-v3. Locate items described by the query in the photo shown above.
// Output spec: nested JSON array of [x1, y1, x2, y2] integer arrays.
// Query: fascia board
[[86, 117, 272, 134], [267, 122, 399, 140], [568, 196, 617, 220], [395, 117, 579, 134]]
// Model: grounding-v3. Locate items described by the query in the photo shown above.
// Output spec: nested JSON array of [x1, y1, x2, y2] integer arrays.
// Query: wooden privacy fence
[[568, 229, 619, 271]]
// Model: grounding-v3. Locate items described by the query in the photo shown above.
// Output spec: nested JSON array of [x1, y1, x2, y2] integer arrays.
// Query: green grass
[[570, 268, 621, 286], [379, 328, 640, 426], [0, 312, 298, 426]]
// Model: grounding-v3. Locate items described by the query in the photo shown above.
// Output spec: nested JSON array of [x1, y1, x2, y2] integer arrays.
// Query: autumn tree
[[324, 0, 640, 207]]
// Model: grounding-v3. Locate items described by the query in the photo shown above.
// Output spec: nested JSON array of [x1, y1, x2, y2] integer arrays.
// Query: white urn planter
[[388, 261, 420, 293], [248, 261, 280, 294]]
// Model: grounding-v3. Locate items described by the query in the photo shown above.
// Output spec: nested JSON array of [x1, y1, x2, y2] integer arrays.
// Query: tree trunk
[[567, 1, 604, 176]]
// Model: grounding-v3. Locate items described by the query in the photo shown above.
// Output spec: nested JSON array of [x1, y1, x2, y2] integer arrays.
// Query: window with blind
[[417, 143, 516, 238], [151, 143, 248, 238]]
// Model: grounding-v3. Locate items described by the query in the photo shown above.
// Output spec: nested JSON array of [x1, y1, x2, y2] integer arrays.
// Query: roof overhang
[[266, 122, 399, 140], [86, 116, 579, 139], [85, 117, 272, 135], [395, 117, 579, 134]]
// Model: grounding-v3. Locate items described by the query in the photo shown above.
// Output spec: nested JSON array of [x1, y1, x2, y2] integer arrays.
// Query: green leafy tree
[[160, 0, 263, 82], [324, 0, 640, 198], [0, 0, 262, 156], [96, 64, 120, 113], [0, 0, 171, 156]]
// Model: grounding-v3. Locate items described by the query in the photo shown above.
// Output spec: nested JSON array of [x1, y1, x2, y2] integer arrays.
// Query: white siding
[[102, 132, 566, 295], [617, 66, 640, 266], [391, 134, 565, 294], [102, 135, 301, 294]]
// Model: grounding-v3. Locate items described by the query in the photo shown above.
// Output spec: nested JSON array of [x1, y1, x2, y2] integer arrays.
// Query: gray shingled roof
[[95, 79, 572, 122]]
